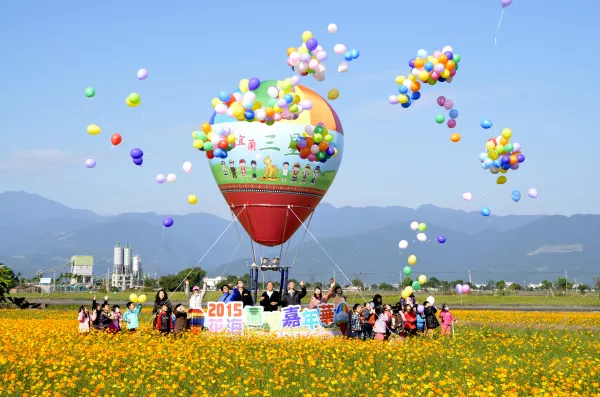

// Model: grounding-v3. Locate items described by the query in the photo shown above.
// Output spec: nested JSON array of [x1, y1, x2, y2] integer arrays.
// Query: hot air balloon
[[206, 80, 344, 246]]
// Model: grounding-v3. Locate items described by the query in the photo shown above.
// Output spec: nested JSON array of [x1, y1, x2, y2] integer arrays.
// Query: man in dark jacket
[[259, 281, 281, 312], [280, 280, 306, 307], [233, 280, 254, 307]]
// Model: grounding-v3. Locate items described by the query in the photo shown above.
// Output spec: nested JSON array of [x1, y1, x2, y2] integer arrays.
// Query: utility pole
[[468, 269, 472, 285], [565, 269, 568, 295]]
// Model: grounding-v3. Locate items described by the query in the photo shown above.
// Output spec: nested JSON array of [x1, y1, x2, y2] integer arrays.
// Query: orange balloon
[[411, 81, 421, 92], [201, 123, 211, 133], [438, 54, 448, 65], [306, 137, 315, 147], [509, 155, 518, 165], [318, 141, 328, 151], [451, 133, 461, 143], [300, 147, 311, 157], [446, 60, 455, 70], [286, 47, 296, 56], [500, 137, 508, 145], [265, 107, 275, 117], [414, 58, 424, 68]]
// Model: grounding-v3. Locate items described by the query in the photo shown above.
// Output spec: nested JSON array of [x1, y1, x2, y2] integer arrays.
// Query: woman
[[309, 279, 335, 309], [372, 305, 388, 341], [188, 279, 207, 331], [260, 281, 281, 312], [152, 289, 172, 328]]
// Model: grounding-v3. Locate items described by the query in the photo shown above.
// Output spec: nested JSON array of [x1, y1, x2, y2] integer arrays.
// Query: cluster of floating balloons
[[129, 293, 147, 303], [435, 96, 461, 143], [290, 124, 339, 162], [213, 77, 313, 125], [388, 46, 461, 108], [191, 123, 238, 160], [455, 283, 471, 294], [130, 148, 144, 166], [479, 123, 525, 184], [401, 274, 428, 299], [287, 31, 329, 81]]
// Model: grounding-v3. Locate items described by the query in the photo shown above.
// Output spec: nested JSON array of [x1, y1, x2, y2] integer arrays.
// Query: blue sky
[[0, 0, 598, 218]]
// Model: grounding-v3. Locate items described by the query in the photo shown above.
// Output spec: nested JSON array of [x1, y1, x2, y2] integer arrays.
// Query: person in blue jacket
[[123, 301, 142, 332], [218, 284, 236, 303]]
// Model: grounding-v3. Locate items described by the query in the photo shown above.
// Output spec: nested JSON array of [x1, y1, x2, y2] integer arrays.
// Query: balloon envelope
[[163, 217, 174, 228], [399, 240, 408, 249], [417, 233, 427, 242], [410, 221, 419, 231], [85, 159, 96, 169], [528, 188, 538, 198], [462, 284, 471, 293], [208, 81, 344, 246], [511, 190, 521, 202], [156, 174, 166, 184], [481, 207, 491, 216], [426, 296, 435, 305], [455, 284, 463, 294], [437, 236, 446, 243]]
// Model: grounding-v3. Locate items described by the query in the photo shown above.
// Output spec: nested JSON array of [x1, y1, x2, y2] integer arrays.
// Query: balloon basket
[[248, 264, 290, 305]]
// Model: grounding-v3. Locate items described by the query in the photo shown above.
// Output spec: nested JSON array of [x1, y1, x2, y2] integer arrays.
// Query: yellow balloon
[[273, 104, 283, 114], [485, 141, 495, 151], [408, 255, 417, 265], [441, 69, 451, 79], [129, 293, 138, 303], [488, 150, 498, 160], [497, 175, 507, 184], [188, 194, 198, 205], [499, 137, 508, 145], [502, 128, 512, 139], [405, 286, 414, 296], [293, 94, 301, 104], [499, 168, 508, 174], [395, 75, 406, 84], [408, 74, 417, 82], [298, 46, 309, 55], [401, 290, 409, 299], [192, 139, 204, 149], [252, 101, 262, 111], [87, 124, 101, 136], [301, 31, 313, 42], [327, 88, 339, 100], [239, 79, 249, 94], [206, 132, 214, 142], [397, 94, 409, 104], [431, 58, 439, 65], [418, 71, 430, 82], [211, 97, 221, 107], [126, 98, 140, 107], [227, 134, 236, 144], [333, 148, 338, 156], [418, 275, 427, 285], [138, 294, 147, 303]]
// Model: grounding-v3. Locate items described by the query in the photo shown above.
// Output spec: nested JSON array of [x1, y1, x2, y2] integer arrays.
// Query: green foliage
[[577, 284, 589, 295], [401, 277, 413, 288], [378, 282, 395, 291], [159, 267, 207, 292]]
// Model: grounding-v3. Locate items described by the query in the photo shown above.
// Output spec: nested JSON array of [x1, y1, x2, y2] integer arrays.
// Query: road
[[26, 299, 600, 312]]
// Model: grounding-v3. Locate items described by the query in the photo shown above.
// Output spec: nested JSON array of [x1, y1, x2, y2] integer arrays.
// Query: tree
[[428, 277, 441, 288], [508, 283, 522, 291], [159, 268, 208, 292], [486, 280, 496, 291], [370, 284, 378, 290], [351, 279, 364, 290], [555, 277, 573, 294], [577, 284, 589, 295], [0, 264, 19, 302], [401, 277, 413, 288], [144, 276, 158, 288], [495, 280, 506, 291], [378, 282, 394, 291], [541, 280, 553, 291]]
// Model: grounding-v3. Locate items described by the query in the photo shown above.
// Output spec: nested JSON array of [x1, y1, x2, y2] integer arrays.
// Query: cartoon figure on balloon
[[229, 159, 238, 179], [239, 159, 248, 180], [301, 164, 311, 184], [220, 161, 228, 176], [259, 155, 278, 181], [311, 166, 320, 184], [282, 162, 289, 182], [291, 163, 301, 183], [251, 160, 257, 180]]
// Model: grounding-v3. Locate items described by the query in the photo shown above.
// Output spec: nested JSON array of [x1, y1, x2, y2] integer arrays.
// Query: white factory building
[[111, 243, 143, 290]]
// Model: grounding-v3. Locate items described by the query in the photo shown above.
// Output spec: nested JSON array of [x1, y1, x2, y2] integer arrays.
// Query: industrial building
[[70, 255, 94, 285], [111, 243, 143, 290]]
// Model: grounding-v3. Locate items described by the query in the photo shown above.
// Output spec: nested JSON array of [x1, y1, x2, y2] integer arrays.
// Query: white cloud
[[0, 149, 82, 171]]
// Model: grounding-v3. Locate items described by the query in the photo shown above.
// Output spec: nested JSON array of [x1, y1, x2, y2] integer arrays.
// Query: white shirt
[[189, 294, 202, 309], [266, 290, 273, 297]]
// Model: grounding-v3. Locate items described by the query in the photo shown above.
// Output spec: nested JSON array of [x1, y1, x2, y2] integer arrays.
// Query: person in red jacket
[[403, 304, 417, 336], [155, 304, 172, 335]]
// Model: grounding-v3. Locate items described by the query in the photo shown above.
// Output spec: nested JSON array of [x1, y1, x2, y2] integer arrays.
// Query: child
[[78, 305, 90, 333], [91, 295, 108, 330], [424, 300, 440, 336], [108, 305, 122, 332], [98, 302, 112, 331], [123, 301, 142, 332], [403, 305, 417, 337], [440, 303, 457, 337], [416, 306, 426, 335], [350, 304, 362, 339], [362, 303, 374, 340], [156, 304, 172, 335], [173, 304, 188, 336]]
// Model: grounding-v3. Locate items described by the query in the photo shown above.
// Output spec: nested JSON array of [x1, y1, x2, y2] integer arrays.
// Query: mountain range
[[0, 191, 598, 285]]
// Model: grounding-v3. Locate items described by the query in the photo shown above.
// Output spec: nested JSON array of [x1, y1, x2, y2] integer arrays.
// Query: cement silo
[[113, 243, 124, 274], [131, 255, 143, 288], [123, 244, 132, 275]]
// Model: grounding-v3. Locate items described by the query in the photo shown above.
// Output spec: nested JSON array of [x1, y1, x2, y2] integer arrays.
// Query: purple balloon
[[326, 146, 335, 156], [437, 236, 446, 244], [248, 77, 261, 91], [434, 63, 445, 73], [133, 157, 143, 166], [408, 58, 415, 68], [455, 284, 463, 294], [130, 148, 143, 159], [510, 163, 520, 170], [443, 100, 454, 110], [163, 217, 174, 228], [297, 139, 307, 149], [305, 38, 318, 51], [85, 159, 96, 169], [437, 96, 446, 106], [501, 0, 512, 7], [517, 154, 525, 163], [447, 119, 457, 129]]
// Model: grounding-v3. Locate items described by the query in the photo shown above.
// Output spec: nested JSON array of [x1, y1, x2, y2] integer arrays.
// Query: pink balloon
[[462, 284, 471, 293], [443, 100, 454, 110], [449, 69, 457, 77], [307, 153, 316, 162], [447, 119, 457, 128]]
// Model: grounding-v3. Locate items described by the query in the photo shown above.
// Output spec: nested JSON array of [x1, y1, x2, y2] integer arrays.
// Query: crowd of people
[[77, 277, 458, 340]]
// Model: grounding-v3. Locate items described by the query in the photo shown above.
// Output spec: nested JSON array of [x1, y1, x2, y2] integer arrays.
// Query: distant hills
[[0, 191, 598, 285]]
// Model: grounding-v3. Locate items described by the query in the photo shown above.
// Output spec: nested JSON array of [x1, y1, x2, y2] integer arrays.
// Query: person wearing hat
[[189, 279, 208, 310], [187, 279, 207, 331]]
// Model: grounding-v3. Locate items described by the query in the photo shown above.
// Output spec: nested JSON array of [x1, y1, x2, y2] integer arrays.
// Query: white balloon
[[267, 86, 279, 98], [232, 92, 242, 103], [215, 103, 228, 115], [411, 68, 420, 76], [399, 240, 408, 249], [313, 73, 326, 82], [182, 162, 192, 174], [442, 46, 453, 53], [462, 192, 472, 201], [410, 221, 419, 231], [298, 62, 308, 73], [337, 61, 349, 73], [327, 23, 338, 34], [528, 188, 538, 198], [334, 44, 346, 54], [426, 296, 435, 305], [304, 125, 314, 134], [403, 79, 413, 89], [417, 233, 427, 242], [254, 108, 266, 121], [156, 174, 166, 184], [308, 59, 319, 70], [167, 173, 177, 183], [299, 100, 313, 110], [226, 108, 234, 118]]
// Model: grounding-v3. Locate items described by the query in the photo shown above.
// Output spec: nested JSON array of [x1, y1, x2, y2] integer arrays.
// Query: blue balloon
[[438, 77, 446, 82], [449, 109, 459, 119], [411, 92, 421, 100], [483, 158, 493, 169], [244, 110, 255, 120], [130, 148, 143, 159], [511, 190, 521, 203], [481, 119, 493, 129], [284, 94, 293, 104], [424, 62, 434, 72], [344, 51, 353, 61], [218, 91, 230, 102], [479, 152, 488, 161], [501, 163, 511, 170], [480, 207, 491, 217], [437, 236, 446, 243], [401, 101, 411, 108], [132, 157, 143, 166], [501, 155, 510, 165], [213, 148, 224, 157], [492, 160, 501, 168], [350, 49, 360, 59], [163, 217, 174, 228], [398, 85, 408, 94]]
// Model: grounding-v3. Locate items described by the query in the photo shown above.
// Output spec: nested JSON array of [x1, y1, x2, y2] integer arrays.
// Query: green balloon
[[403, 266, 412, 276], [84, 87, 95, 98], [314, 133, 323, 143], [418, 223, 427, 232], [454, 54, 461, 63], [504, 143, 514, 153], [314, 125, 324, 135], [128, 93, 140, 104], [412, 281, 422, 290], [455, 63, 459, 71], [203, 142, 213, 151], [316, 151, 326, 161], [435, 114, 445, 124], [289, 141, 297, 150]]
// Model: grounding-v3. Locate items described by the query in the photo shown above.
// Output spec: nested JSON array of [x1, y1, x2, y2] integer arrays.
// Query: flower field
[[0, 310, 599, 397]]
